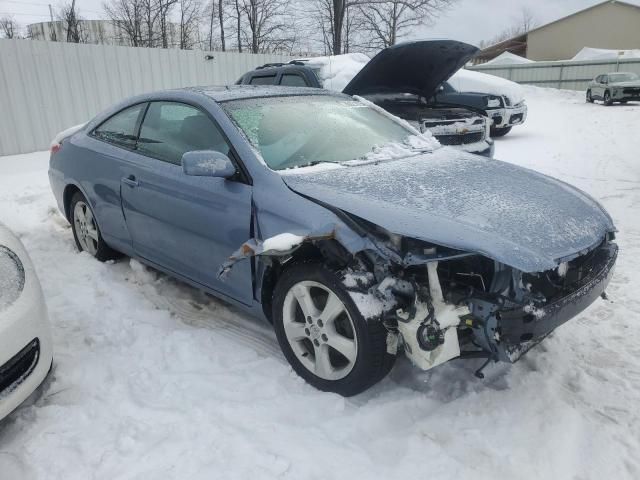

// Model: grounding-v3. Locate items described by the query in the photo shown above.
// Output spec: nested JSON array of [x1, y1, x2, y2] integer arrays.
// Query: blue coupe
[[49, 81, 617, 395]]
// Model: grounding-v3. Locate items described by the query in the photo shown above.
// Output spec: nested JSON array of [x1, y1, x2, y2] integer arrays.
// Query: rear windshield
[[221, 95, 414, 170]]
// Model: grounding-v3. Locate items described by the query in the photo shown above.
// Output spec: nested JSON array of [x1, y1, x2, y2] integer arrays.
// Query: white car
[[0, 223, 53, 420]]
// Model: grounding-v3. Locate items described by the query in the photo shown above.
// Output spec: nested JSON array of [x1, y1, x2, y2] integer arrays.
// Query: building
[[27, 20, 180, 48], [475, 0, 640, 63]]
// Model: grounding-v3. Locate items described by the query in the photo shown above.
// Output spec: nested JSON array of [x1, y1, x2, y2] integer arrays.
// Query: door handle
[[122, 175, 139, 187]]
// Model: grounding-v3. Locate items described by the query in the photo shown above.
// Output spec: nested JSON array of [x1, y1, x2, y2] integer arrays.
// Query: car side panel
[[50, 134, 135, 255]]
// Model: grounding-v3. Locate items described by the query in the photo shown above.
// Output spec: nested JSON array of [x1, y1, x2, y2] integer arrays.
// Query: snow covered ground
[[1, 87, 640, 479]]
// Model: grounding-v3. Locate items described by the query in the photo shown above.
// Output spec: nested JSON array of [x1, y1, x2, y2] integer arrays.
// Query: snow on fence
[[0, 39, 294, 156], [469, 57, 640, 92]]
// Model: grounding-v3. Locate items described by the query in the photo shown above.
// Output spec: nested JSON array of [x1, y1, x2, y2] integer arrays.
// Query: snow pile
[[449, 68, 526, 104], [1, 87, 640, 478], [297, 53, 370, 91], [483, 51, 535, 66], [571, 47, 640, 61]]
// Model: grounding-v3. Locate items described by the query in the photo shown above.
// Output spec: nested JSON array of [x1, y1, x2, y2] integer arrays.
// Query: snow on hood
[[297, 53, 370, 92], [449, 69, 525, 105], [343, 40, 479, 99], [483, 52, 534, 66], [571, 47, 640, 61], [282, 148, 615, 273]]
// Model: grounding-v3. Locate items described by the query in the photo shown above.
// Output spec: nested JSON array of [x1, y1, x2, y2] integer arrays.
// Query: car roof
[[182, 85, 340, 102]]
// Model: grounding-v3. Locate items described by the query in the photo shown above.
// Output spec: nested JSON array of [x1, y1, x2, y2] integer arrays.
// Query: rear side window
[[137, 101, 231, 165], [280, 74, 308, 87], [93, 103, 145, 149], [249, 75, 277, 85]]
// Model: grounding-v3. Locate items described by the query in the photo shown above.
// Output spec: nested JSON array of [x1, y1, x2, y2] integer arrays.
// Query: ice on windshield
[[223, 96, 438, 171], [608, 72, 639, 82]]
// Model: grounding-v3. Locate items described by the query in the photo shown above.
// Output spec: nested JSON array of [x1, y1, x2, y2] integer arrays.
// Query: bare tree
[[358, 0, 453, 50], [59, 0, 87, 43], [157, 0, 179, 47], [179, 0, 202, 49], [238, 0, 294, 53], [479, 7, 537, 48], [104, 0, 144, 46], [0, 16, 19, 39]]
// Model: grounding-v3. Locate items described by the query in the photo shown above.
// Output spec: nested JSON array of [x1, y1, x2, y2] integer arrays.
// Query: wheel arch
[[259, 240, 352, 323]]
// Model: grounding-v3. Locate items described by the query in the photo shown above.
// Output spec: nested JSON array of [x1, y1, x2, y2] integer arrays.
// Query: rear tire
[[70, 192, 120, 262], [272, 263, 395, 396], [490, 126, 512, 137]]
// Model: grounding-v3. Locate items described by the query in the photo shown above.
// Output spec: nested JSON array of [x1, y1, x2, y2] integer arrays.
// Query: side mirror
[[182, 150, 236, 178]]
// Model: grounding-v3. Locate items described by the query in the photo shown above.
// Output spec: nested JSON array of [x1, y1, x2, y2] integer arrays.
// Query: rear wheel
[[490, 126, 512, 137], [604, 91, 613, 106], [70, 192, 120, 261], [586, 90, 594, 103], [272, 263, 395, 396]]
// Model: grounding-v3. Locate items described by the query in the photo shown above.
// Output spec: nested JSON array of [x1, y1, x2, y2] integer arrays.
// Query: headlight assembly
[[0, 246, 25, 312]]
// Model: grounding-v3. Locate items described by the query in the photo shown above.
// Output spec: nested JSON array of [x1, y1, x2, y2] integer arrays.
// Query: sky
[[2, 0, 639, 47]]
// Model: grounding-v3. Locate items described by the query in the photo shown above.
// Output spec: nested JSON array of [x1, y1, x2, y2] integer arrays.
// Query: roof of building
[[475, 0, 640, 62]]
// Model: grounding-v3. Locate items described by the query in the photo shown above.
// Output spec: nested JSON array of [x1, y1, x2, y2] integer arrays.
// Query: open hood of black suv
[[342, 40, 479, 99]]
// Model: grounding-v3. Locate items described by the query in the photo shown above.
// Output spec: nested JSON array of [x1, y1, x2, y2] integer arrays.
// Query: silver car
[[587, 72, 640, 105]]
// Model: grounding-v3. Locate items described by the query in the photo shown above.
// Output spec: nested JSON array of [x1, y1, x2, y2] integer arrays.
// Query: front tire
[[586, 90, 594, 103], [604, 91, 613, 106], [70, 192, 120, 261], [490, 126, 512, 137], [272, 263, 395, 396]]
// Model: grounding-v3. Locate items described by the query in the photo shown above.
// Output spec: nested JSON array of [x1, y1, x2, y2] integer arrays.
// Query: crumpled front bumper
[[497, 242, 618, 361], [488, 104, 528, 129]]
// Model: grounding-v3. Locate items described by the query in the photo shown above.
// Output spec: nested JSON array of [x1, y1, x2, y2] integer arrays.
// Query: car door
[[83, 102, 148, 253], [119, 101, 253, 304]]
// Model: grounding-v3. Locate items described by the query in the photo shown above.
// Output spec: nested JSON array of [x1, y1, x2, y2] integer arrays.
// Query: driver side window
[[137, 101, 231, 165]]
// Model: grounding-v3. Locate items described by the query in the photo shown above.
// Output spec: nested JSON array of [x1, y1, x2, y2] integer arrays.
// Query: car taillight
[[50, 143, 61, 155]]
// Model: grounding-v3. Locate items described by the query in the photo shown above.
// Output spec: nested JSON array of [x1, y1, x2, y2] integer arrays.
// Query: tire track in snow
[[127, 260, 282, 359]]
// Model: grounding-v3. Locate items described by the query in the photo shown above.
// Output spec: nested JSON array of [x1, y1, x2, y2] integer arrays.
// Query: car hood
[[282, 149, 615, 273], [342, 40, 479, 99]]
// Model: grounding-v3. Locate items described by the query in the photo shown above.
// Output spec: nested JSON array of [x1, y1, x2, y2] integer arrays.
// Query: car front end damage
[[220, 220, 617, 377], [487, 100, 528, 129]]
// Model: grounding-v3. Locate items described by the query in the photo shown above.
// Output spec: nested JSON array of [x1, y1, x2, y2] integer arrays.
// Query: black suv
[[237, 41, 494, 158]]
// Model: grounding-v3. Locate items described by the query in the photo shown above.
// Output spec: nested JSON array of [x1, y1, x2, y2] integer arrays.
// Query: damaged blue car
[[49, 49, 617, 396]]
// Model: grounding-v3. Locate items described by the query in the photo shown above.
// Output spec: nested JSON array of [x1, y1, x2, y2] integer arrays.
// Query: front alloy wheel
[[282, 280, 358, 381], [604, 91, 613, 106], [273, 263, 395, 396]]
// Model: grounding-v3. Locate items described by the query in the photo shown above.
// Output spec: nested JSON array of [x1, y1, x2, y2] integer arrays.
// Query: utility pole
[[48, 3, 57, 41]]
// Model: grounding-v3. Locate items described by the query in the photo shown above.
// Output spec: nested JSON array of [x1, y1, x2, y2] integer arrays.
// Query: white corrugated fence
[[0, 39, 294, 156], [469, 58, 640, 91]]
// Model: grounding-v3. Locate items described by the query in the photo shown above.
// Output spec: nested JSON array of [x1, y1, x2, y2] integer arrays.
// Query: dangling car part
[[49, 83, 616, 396], [0, 223, 53, 420]]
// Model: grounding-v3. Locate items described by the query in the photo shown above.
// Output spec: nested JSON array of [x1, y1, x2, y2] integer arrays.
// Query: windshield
[[608, 72, 639, 82], [222, 95, 423, 170]]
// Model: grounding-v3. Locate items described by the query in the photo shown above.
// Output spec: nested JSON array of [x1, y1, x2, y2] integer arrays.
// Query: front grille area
[[623, 88, 640, 95], [436, 132, 484, 146], [0, 338, 40, 396]]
